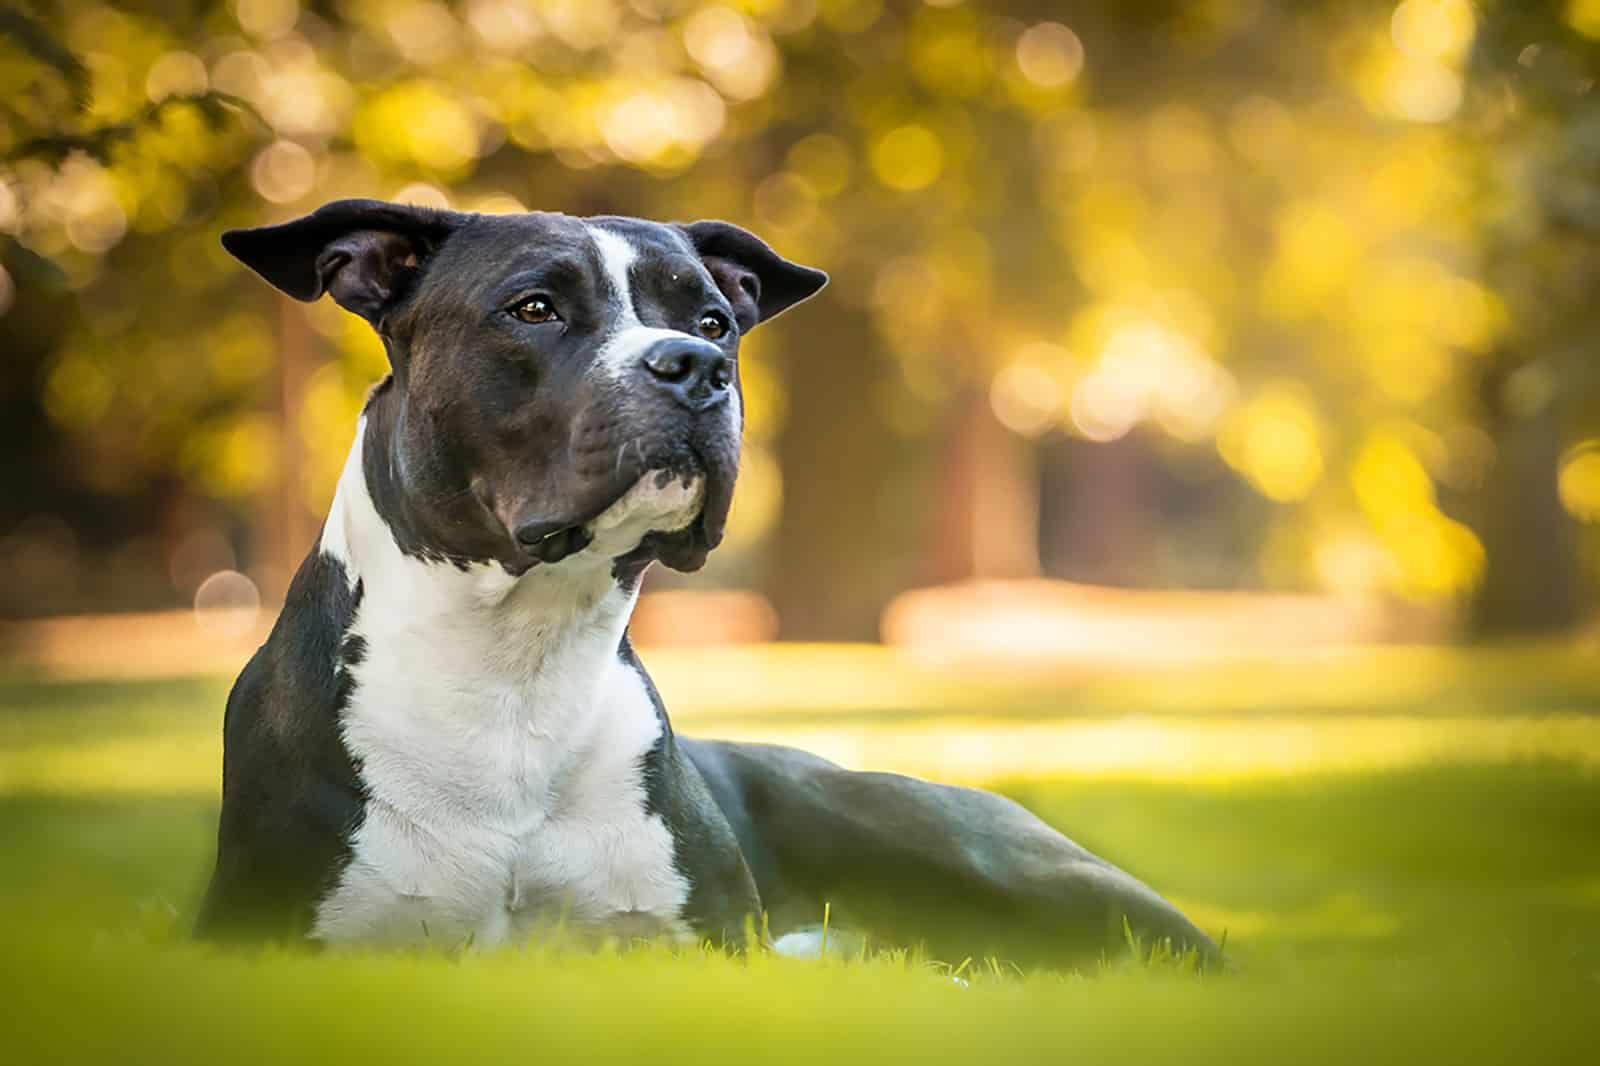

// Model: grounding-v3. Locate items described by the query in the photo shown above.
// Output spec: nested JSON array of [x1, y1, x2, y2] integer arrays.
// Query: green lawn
[[4, 650, 1599, 1064]]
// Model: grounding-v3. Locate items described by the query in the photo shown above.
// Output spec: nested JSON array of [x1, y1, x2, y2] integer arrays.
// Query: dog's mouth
[[621, 459, 735, 575], [508, 442, 736, 575], [514, 520, 597, 566]]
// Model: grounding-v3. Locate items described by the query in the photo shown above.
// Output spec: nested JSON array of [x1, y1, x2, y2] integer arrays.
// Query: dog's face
[[224, 200, 825, 576]]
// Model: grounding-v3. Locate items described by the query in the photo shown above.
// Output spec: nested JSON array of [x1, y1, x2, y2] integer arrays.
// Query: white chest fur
[[309, 427, 695, 948]]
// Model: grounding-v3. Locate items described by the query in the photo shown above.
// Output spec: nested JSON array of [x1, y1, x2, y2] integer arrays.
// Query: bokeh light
[[234, 0, 299, 40], [990, 361, 1061, 439], [144, 51, 208, 102], [1219, 385, 1324, 504], [1570, 0, 1600, 39], [1559, 443, 1600, 523], [193, 568, 262, 636], [1014, 22, 1084, 90], [683, 6, 778, 101], [870, 125, 945, 192], [250, 140, 316, 203]]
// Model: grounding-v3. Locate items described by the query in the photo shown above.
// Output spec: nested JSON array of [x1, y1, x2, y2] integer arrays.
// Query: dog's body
[[197, 200, 1215, 966]]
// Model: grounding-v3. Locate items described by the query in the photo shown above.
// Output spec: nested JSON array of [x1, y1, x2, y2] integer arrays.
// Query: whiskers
[[613, 439, 647, 479]]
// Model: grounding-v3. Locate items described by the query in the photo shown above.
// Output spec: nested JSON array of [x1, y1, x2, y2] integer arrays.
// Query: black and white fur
[[196, 200, 1216, 967]]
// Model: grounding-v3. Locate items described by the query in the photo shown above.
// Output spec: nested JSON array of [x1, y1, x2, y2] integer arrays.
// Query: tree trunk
[[1468, 389, 1581, 638], [923, 390, 1039, 585], [1037, 434, 1149, 587], [253, 299, 321, 604], [768, 309, 926, 641]]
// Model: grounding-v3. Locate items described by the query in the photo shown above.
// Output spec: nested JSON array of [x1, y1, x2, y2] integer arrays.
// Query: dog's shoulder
[[196, 545, 366, 940], [625, 637, 762, 944]]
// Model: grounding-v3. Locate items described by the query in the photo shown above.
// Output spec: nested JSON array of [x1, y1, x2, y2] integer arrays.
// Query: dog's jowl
[[197, 198, 1216, 966]]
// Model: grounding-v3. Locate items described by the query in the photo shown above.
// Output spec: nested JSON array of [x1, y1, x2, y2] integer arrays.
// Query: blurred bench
[[882, 579, 1450, 666]]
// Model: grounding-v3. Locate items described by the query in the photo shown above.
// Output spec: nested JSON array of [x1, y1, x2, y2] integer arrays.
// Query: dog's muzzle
[[506, 379, 741, 573]]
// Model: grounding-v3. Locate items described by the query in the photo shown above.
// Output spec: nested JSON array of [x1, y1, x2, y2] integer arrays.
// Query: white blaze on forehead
[[588, 223, 699, 381], [590, 225, 641, 322]]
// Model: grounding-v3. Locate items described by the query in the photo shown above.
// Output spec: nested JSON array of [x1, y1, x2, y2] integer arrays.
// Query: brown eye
[[697, 311, 730, 340], [511, 296, 559, 324]]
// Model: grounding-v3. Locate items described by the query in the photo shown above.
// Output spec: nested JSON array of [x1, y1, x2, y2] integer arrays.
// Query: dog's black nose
[[640, 337, 732, 411]]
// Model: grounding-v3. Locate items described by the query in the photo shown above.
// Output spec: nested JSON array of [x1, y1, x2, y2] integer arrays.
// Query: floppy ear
[[679, 220, 828, 332], [221, 199, 462, 328]]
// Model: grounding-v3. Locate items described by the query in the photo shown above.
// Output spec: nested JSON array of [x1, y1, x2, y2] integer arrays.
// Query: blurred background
[[3, 0, 1600, 670]]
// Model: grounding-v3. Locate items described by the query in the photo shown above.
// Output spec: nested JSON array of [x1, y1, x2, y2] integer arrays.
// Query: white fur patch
[[589, 224, 701, 382], [311, 425, 692, 948], [585, 469, 704, 553]]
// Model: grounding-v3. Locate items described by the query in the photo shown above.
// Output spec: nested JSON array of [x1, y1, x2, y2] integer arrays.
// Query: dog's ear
[[222, 199, 462, 328], [679, 220, 828, 332]]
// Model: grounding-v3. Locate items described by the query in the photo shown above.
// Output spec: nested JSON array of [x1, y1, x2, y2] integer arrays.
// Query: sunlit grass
[[7, 643, 1599, 791], [4, 645, 1599, 1063]]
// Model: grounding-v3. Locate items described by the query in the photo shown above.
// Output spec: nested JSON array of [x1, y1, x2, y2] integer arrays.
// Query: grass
[[4, 645, 1600, 1063]]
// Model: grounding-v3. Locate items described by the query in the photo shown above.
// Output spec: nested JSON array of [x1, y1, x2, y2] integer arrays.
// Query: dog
[[195, 198, 1216, 967]]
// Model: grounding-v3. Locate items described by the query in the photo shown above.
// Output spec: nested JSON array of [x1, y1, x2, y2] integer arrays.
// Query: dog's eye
[[696, 311, 730, 341], [510, 296, 560, 324]]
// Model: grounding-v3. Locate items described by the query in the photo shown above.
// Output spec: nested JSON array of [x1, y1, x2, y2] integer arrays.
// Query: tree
[[1462, 1, 1600, 635]]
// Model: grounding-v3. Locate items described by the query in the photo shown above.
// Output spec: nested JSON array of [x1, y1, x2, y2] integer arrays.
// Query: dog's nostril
[[643, 348, 693, 383]]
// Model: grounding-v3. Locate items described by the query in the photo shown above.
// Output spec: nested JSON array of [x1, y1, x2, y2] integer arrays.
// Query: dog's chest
[[310, 583, 690, 948]]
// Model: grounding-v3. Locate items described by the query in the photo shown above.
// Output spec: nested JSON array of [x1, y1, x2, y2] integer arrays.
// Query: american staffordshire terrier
[[195, 198, 1216, 967]]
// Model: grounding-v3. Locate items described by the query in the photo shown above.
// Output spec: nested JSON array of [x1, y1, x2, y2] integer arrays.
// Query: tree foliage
[[1, 0, 1597, 631]]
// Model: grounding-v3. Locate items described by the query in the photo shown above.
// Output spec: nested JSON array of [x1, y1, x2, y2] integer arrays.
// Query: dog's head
[[223, 199, 825, 577]]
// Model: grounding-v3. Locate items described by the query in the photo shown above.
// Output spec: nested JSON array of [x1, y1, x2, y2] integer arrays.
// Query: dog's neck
[[320, 417, 640, 686], [303, 415, 690, 949]]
